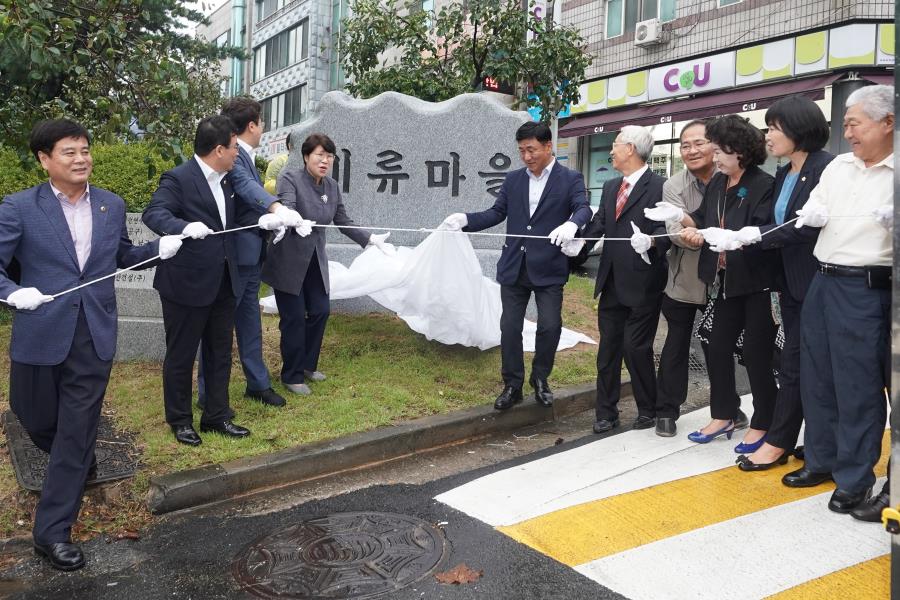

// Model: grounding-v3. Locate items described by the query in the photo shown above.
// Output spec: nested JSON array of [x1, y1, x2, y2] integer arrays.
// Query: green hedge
[[0, 143, 181, 212]]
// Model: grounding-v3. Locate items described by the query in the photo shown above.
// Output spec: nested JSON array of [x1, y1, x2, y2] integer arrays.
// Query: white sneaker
[[283, 382, 311, 395], [303, 370, 327, 382]]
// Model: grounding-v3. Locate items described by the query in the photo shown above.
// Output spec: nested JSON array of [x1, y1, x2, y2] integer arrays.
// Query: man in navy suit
[[576, 125, 669, 434], [196, 97, 287, 408], [441, 121, 591, 410], [0, 119, 183, 570]]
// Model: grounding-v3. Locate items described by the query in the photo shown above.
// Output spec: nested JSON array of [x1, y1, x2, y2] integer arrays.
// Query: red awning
[[559, 73, 843, 138], [862, 72, 895, 86]]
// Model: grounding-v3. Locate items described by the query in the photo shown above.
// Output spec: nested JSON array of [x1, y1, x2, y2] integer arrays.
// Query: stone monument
[[282, 91, 531, 312]]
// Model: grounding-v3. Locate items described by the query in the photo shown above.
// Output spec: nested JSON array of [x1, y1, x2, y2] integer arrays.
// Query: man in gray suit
[[0, 119, 182, 570]]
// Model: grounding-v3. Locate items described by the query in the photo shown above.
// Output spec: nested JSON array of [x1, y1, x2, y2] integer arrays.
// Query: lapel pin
[[100, 205, 107, 212], [321, 194, 328, 203], [801, 176, 806, 182]]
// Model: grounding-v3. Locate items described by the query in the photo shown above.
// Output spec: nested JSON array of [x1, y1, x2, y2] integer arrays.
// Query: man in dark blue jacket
[[441, 121, 591, 410], [0, 119, 182, 570]]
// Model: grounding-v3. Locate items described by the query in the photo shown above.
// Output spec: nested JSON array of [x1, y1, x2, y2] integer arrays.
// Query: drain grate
[[2, 410, 139, 491], [652, 351, 708, 374], [232, 512, 447, 599]]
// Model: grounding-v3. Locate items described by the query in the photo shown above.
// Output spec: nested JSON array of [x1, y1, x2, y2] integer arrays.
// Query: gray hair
[[846, 85, 894, 121], [617, 125, 654, 162]]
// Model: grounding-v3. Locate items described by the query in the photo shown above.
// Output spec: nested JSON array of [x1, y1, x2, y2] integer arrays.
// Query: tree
[[0, 0, 236, 163], [337, 0, 591, 123]]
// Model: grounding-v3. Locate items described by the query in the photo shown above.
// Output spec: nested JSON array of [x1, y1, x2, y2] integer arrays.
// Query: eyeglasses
[[310, 152, 335, 163], [679, 140, 709, 152]]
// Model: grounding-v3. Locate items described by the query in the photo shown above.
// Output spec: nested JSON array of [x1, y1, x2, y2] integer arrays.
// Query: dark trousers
[[499, 262, 564, 389], [595, 275, 661, 422], [655, 295, 701, 419], [801, 273, 889, 493], [161, 268, 236, 427], [198, 263, 271, 403], [767, 294, 804, 450], [274, 257, 330, 384], [9, 308, 112, 545], [706, 289, 777, 428]]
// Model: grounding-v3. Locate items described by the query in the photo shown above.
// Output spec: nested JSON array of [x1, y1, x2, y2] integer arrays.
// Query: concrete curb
[[147, 381, 631, 514]]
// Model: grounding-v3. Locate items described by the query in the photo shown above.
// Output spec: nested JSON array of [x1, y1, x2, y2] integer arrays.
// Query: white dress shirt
[[527, 159, 556, 217], [236, 137, 256, 164], [50, 181, 92, 271], [811, 152, 893, 267], [194, 155, 227, 229], [622, 164, 649, 198]]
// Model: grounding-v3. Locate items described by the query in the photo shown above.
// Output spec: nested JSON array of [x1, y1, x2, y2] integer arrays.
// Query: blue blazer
[[142, 158, 242, 306], [464, 161, 591, 287], [0, 183, 159, 365], [759, 150, 834, 302], [230, 145, 278, 266]]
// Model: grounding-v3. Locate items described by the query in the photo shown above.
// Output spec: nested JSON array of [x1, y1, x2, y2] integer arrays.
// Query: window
[[255, 0, 292, 23], [330, 0, 350, 90], [214, 30, 230, 47], [718, 0, 741, 6], [606, 0, 676, 38], [253, 20, 309, 81], [260, 85, 308, 130]]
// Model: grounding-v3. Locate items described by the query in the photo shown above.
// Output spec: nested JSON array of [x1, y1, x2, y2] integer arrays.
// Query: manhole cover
[[232, 512, 447, 599], [2, 410, 139, 491]]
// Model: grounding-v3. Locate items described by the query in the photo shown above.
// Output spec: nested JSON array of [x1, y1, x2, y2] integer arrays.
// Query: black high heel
[[736, 452, 789, 472]]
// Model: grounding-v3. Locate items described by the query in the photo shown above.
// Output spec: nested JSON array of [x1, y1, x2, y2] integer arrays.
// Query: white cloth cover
[[260, 231, 596, 351]]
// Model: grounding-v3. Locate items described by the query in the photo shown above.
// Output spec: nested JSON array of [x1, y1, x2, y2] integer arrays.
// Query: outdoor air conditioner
[[634, 18, 662, 47]]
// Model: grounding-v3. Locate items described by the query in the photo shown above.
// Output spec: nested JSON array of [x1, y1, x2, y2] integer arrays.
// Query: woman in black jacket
[[734, 96, 834, 471], [665, 115, 779, 448]]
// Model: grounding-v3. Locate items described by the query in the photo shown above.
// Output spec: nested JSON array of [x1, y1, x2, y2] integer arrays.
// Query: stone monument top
[[283, 91, 531, 249]]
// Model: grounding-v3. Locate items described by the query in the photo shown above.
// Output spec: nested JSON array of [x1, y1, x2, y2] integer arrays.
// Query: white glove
[[644, 201, 685, 223], [735, 226, 762, 245], [629, 222, 651, 265], [295, 219, 314, 237], [440, 213, 468, 231], [257, 213, 284, 231], [548, 221, 579, 246], [794, 199, 828, 229], [7, 287, 53, 310], [369, 232, 396, 256], [561, 239, 585, 257], [182, 222, 213, 239], [274, 205, 304, 228], [700, 227, 742, 253], [272, 226, 287, 244], [873, 205, 893, 230], [158, 235, 183, 260]]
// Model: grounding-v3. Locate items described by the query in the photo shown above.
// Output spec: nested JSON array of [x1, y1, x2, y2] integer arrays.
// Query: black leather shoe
[[530, 378, 553, 407], [655, 417, 676, 437], [593, 418, 620, 434], [733, 408, 749, 430], [172, 424, 202, 446], [850, 490, 890, 522], [633, 415, 655, 430], [829, 488, 873, 514], [494, 386, 523, 410], [782, 467, 832, 488], [793, 445, 805, 460], [246, 387, 286, 407], [200, 420, 251, 438], [736, 452, 789, 472], [34, 541, 85, 571]]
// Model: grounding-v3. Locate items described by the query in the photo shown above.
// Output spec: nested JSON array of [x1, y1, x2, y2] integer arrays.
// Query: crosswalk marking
[[764, 554, 889, 599]]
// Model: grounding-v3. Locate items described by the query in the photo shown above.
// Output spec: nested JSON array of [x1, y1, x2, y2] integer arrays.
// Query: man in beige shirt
[[779, 85, 893, 517]]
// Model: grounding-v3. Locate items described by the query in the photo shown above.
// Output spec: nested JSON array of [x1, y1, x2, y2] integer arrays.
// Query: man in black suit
[[441, 121, 592, 410], [575, 125, 669, 433], [142, 116, 253, 446]]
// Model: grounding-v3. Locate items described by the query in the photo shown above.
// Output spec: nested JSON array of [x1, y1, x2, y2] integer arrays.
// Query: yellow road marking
[[765, 554, 889, 600], [498, 435, 889, 567]]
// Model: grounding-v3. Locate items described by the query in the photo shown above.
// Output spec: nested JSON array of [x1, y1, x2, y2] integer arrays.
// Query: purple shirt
[[50, 181, 92, 271]]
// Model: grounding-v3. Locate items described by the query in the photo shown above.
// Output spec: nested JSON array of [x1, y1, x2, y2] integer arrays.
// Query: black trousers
[[767, 294, 804, 450], [161, 268, 236, 427], [655, 295, 701, 419], [10, 308, 112, 545], [801, 273, 889, 493], [499, 262, 564, 389], [595, 275, 662, 422], [274, 257, 330, 384], [706, 288, 777, 429]]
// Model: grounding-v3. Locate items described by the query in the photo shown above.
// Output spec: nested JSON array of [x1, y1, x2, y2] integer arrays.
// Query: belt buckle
[[821, 263, 835, 276]]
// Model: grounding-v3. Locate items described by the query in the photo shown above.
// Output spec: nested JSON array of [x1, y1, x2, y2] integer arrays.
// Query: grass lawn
[[0, 274, 600, 541]]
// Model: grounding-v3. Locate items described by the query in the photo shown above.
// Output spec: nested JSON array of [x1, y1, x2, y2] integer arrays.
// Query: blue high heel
[[687, 421, 735, 443], [734, 434, 768, 454]]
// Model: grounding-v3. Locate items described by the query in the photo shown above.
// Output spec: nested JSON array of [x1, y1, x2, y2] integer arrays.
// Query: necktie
[[614, 180, 630, 220]]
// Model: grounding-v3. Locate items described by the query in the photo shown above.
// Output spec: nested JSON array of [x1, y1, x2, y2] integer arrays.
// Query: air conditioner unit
[[634, 18, 662, 47]]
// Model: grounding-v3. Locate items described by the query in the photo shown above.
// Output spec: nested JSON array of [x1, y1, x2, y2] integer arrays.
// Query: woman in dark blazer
[[674, 115, 779, 448], [734, 96, 833, 471], [262, 133, 393, 396]]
